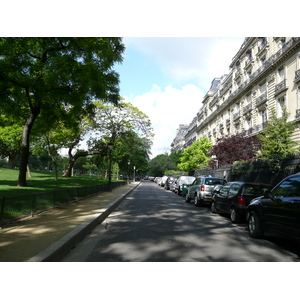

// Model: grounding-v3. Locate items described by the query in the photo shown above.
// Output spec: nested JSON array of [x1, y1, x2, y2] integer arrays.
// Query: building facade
[[171, 124, 188, 151], [177, 37, 300, 149]]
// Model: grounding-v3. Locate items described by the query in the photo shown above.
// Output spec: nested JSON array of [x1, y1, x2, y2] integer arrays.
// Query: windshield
[[243, 184, 271, 197], [182, 177, 195, 184]]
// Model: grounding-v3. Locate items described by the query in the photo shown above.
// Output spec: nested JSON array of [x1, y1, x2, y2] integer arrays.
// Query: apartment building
[[181, 37, 300, 148], [170, 124, 188, 151]]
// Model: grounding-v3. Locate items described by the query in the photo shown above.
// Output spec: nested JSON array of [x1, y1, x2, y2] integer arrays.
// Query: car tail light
[[237, 197, 246, 205], [200, 185, 205, 192]]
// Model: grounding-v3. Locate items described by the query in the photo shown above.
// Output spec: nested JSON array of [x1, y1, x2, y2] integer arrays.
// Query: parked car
[[155, 177, 162, 185], [164, 176, 176, 190], [175, 176, 195, 195], [247, 173, 300, 242], [186, 176, 227, 206], [170, 179, 178, 192], [160, 175, 169, 187], [211, 181, 272, 223]]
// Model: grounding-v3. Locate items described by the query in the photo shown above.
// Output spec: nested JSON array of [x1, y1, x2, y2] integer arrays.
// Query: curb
[[28, 182, 140, 262]]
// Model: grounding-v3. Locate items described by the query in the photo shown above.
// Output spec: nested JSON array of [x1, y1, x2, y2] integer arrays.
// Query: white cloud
[[125, 84, 205, 158], [124, 37, 244, 90]]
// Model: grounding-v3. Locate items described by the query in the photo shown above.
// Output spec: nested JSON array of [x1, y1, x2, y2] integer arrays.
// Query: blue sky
[[113, 37, 245, 158]]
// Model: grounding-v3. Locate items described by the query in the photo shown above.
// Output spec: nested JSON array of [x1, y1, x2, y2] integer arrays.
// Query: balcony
[[275, 79, 288, 95], [256, 91, 268, 106], [257, 38, 268, 54], [233, 112, 240, 121], [243, 102, 252, 114], [294, 69, 300, 83]]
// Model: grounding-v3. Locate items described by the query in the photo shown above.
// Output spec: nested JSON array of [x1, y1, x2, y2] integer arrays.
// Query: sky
[[113, 37, 245, 158]]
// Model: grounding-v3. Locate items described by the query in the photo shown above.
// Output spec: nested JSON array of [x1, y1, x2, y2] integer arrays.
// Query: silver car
[[186, 176, 227, 206]]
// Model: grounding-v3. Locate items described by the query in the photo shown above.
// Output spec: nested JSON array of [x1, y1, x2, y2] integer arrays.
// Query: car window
[[243, 184, 270, 197], [273, 176, 300, 197], [219, 184, 231, 197], [228, 183, 240, 197], [195, 178, 202, 185], [204, 178, 226, 185]]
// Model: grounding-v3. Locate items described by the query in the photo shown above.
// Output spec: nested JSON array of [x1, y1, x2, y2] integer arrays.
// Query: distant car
[[170, 179, 177, 192], [160, 175, 169, 187], [164, 176, 176, 190], [175, 176, 196, 195], [247, 173, 300, 242], [211, 181, 272, 223], [186, 176, 227, 206]]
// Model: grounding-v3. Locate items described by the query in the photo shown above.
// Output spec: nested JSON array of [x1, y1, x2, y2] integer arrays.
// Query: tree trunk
[[18, 109, 40, 187]]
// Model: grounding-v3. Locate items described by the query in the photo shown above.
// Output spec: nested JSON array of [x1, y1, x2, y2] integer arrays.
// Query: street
[[61, 181, 300, 262]]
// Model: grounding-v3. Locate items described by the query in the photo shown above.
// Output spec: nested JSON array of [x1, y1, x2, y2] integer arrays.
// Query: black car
[[211, 181, 271, 223], [247, 173, 300, 241]]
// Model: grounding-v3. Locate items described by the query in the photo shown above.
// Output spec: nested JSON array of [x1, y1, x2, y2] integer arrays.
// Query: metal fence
[[0, 181, 126, 227]]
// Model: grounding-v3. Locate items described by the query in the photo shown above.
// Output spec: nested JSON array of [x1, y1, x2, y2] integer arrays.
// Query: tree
[[149, 153, 177, 177], [0, 115, 23, 169], [258, 107, 299, 161], [209, 132, 261, 167], [178, 137, 212, 175], [62, 100, 154, 177], [0, 37, 125, 186]]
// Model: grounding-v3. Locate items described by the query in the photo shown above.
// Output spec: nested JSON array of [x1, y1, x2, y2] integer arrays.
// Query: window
[[228, 183, 240, 197], [277, 96, 285, 118], [247, 93, 252, 104], [273, 176, 300, 197], [259, 82, 266, 95], [245, 117, 252, 131], [219, 184, 230, 197], [278, 67, 285, 82]]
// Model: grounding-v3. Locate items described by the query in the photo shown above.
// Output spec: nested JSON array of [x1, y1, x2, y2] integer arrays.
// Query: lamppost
[[211, 155, 218, 176], [133, 166, 136, 183], [127, 160, 131, 184], [108, 142, 114, 191]]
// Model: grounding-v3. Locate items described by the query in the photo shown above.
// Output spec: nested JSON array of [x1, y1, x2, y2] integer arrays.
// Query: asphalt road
[[61, 181, 300, 262]]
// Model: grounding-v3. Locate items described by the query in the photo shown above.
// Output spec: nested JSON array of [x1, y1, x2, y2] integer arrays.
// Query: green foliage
[[231, 160, 250, 176], [149, 153, 177, 177], [0, 37, 125, 186], [178, 137, 212, 175], [258, 107, 299, 162]]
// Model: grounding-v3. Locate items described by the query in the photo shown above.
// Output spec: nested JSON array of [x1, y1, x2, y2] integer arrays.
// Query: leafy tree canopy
[[209, 132, 261, 167], [0, 37, 125, 186], [178, 137, 212, 175], [258, 107, 299, 160]]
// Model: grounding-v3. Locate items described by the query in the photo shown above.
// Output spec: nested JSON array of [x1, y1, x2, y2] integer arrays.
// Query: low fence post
[[31, 192, 36, 217], [0, 196, 5, 228]]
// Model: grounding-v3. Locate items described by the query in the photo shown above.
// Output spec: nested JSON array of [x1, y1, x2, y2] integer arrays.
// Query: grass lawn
[[0, 167, 109, 198], [0, 168, 126, 221]]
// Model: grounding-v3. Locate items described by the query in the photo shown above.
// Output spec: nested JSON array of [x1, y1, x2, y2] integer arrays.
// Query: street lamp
[[108, 142, 114, 191], [133, 166, 136, 183], [127, 160, 131, 184]]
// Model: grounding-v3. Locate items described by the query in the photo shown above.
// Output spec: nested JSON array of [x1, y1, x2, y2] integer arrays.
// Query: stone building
[[183, 37, 300, 147]]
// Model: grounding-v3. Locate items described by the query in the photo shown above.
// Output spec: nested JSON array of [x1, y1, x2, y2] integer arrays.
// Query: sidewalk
[[0, 182, 140, 262]]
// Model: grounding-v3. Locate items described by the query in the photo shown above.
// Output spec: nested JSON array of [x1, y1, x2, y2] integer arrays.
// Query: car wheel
[[185, 193, 191, 203], [194, 195, 201, 207], [248, 211, 263, 238], [211, 201, 217, 213], [178, 187, 181, 195], [230, 207, 241, 223]]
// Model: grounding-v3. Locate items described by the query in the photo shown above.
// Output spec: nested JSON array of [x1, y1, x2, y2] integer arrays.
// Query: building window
[[278, 67, 285, 82], [277, 96, 285, 118]]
